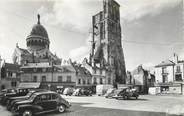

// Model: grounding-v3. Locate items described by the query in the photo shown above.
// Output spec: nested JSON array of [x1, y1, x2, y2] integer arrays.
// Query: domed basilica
[[12, 14, 61, 65]]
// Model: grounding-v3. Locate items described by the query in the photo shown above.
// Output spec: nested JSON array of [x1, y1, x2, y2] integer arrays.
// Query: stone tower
[[90, 0, 126, 84]]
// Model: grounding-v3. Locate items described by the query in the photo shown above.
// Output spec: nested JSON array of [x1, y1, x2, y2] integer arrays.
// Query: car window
[[47, 94, 51, 100], [52, 94, 58, 100], [40, 94, 47, 101], [34, 95, 41, 103], [40, 94, 52, 101]]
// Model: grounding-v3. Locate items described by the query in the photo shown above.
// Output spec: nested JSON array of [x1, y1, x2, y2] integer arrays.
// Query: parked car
[[11, 91, 71, 116], [104, 88, 116, 98], [1, 88, 30, 105], [6, 89, 48, 111], [63, 88, 74, 96], [73, 88, 92, 96], [0, 89, 16, 102], [112, 88, 139, 100]]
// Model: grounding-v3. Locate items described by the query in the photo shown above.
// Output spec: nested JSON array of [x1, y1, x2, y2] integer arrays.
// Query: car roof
[[33, 91, 57, 95]]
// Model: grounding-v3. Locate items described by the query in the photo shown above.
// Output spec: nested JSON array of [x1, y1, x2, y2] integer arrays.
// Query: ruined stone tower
[[89, 0, 126, 84]]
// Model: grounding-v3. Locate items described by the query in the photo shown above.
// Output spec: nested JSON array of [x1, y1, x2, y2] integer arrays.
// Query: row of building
[[1, 0, 184, 95]]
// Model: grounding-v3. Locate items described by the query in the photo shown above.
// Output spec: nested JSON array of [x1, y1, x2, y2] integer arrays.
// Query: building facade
[[20, 62, 77, 90], [131, 65, 154, 94], [0, 62, 21, 90], [154, 54, 184, 94]]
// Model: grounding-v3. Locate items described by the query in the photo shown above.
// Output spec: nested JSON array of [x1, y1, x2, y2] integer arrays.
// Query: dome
[[26, 14, 50, 51], [30, 24, 49, 39], [27, 14, 49, 40]]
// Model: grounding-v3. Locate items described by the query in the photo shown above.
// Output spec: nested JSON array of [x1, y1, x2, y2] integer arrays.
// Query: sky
[[0, 0, 183, 71]]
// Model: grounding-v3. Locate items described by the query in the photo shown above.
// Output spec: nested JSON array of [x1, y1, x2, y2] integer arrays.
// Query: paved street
[[0, 95, 184, 116]]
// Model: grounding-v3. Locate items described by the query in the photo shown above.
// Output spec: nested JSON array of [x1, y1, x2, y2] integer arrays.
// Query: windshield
[[26, 91, 34, 97], [29, 93, 36, 101], [114, 89, 124, 94], [106, 89, 114, 94]]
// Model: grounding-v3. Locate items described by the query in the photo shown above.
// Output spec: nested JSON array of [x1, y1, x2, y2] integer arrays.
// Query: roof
[[27, 15, 49, 41], [18, 83, 40, 88], [54, 65, 76, 73], [3, 63, 21, 72], [21, 65, 52, 69], [73, 64, 91, 77], [27, 24, 49, 40], [155, 60, 175, 67], [132, 65, 144, 75], [34, 91, 56, 95], [18, 48, 30, 55]]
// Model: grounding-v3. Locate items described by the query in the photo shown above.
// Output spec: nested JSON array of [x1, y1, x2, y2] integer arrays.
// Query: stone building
[[20, 61, 77, 90], [0, 62, 21, 90], [131, 65, 154, 94], [84, 0, 126, 87], [72, 62, 92, 88]]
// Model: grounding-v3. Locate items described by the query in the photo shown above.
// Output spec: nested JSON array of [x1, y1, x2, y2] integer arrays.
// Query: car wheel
[[58, 104, 66, 113], [123, 95, 128, 100], [22, 110, 33, 116]]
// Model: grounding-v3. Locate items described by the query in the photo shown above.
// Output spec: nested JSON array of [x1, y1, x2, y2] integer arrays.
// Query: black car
[[0, 89, 16, 102], [11, 91, 71, 116], [1, 88, 30, 105], [6, 89, 48, 111], [112, 88, 139, 100]]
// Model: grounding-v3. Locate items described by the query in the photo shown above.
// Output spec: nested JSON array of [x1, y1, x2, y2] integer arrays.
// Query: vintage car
[[1, 88, 30, 105], [6, 89, 48, 111], [104, 88, 116, 98], [0, 89, 16, 102], [112, 88, 139, 100], [73, 88, 92, 96], [63, 88, 74, 96], [11, 91, 71, 116]]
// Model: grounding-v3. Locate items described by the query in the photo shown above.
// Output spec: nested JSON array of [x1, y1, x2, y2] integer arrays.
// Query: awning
[[57, 86, 64, 88], [18, 82, 40, 88]]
